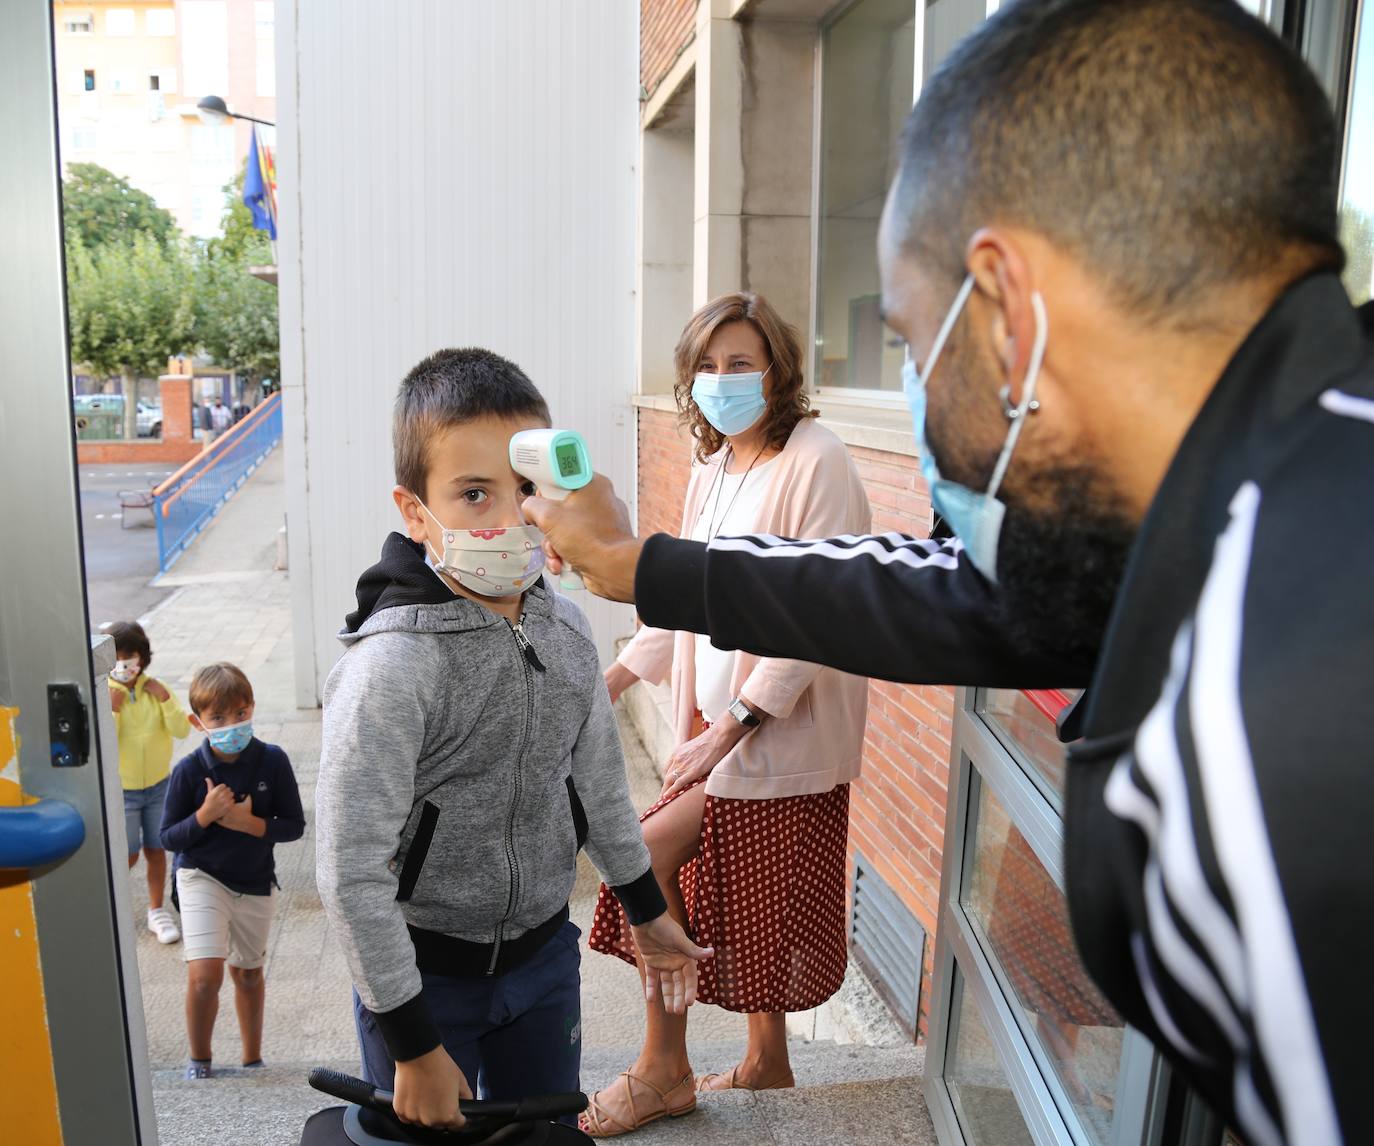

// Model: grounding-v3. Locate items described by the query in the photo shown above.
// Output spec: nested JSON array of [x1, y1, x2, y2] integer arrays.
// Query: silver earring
[[999, 384, 1040, 421]]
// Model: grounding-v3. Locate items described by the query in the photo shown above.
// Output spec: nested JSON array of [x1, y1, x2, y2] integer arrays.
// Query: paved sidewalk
[[120, 448, 932, 1145]]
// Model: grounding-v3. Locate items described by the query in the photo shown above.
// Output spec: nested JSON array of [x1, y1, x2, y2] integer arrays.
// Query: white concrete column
[[693, 1, 745, 306]]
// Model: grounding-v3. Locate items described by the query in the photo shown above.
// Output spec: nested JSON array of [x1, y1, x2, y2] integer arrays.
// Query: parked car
[[136, 402, 162, 437]]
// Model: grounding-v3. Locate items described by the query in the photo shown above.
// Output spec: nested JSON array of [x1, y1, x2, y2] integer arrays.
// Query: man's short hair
[[893, 0, 1344, 323], [189, 662, 254, 717], [393, 348, 551, 498], [107, 620, 152, 668]]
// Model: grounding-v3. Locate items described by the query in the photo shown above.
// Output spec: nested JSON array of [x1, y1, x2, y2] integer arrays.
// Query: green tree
[[192, 169, 279, 389], [67, 235, 196, 439], [62, 163, 177, 252]]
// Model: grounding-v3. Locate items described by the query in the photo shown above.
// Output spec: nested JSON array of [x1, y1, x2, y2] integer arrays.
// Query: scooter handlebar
[[308, 1067, 588, 1123]]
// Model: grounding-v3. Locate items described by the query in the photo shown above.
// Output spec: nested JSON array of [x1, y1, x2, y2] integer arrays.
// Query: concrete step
[[150, 1040, 934, 1145]]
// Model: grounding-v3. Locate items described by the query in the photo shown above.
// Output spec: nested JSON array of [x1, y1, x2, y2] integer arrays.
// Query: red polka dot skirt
[[589, 778, 851, 1014]]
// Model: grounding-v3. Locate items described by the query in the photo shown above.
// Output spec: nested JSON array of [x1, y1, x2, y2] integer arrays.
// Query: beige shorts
[[177, 867, 275, 969]]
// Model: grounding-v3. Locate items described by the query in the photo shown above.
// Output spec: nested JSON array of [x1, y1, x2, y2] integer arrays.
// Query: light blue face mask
[[902, 274, 1048, 583], [691, 365, 773, 437], [206, 720, 253, 756]]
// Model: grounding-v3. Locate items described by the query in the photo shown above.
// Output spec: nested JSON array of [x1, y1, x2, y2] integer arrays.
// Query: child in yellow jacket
[[108, 621, 191, 944]]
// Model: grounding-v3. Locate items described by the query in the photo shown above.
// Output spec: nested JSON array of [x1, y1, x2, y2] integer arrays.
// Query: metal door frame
[[0, 4, 155, 1142]]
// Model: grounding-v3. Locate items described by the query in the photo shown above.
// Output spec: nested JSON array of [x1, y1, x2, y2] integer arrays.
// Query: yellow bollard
[[0, 705, 64, 1146]]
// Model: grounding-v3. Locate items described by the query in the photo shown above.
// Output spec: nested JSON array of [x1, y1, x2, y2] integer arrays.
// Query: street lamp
[[196, 94, 275, 128]]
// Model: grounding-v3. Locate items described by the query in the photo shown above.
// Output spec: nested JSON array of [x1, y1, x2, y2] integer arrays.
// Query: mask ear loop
[[918, 274, 977, 386], [986, 292, 1048, 502]]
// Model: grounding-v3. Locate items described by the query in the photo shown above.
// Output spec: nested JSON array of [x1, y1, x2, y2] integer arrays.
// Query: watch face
[[731, 699, 758, 725]]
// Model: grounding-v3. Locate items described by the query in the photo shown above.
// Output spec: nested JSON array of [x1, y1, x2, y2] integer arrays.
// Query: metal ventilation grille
[[851, 852, 925, 1039]]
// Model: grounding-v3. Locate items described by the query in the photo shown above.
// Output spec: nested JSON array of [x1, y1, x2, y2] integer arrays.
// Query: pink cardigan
[[618, 418, 872, 800]]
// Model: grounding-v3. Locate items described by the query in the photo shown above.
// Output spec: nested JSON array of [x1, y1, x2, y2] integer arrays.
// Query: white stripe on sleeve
[[1319, 388, 1374, 424], [709, 533, 962, 572], [1189, 481, 1340, 1145]]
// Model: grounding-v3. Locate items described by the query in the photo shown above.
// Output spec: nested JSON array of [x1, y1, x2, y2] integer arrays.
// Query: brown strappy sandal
[[580, 1070, 697, 1138], [695, 1065, 796, 1093]]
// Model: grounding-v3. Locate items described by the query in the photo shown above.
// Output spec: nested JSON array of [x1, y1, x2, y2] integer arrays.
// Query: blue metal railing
[[153, 393, 282, 572]]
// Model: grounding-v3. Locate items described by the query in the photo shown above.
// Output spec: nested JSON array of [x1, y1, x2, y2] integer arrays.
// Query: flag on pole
[[243, 125, 278, 240]]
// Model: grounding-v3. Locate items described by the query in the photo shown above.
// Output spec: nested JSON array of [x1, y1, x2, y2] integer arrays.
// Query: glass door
[[0, 5, 154, 1142]]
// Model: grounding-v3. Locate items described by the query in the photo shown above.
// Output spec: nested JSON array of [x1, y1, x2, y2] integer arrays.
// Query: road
[[78, 462, 176, 630]]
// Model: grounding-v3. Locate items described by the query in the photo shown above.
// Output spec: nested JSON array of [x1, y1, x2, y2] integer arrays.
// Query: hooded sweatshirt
[[316, 534, 665, 1062]]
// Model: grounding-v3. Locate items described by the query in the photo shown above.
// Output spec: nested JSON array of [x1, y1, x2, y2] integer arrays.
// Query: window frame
[[809, 0, 919, 407], [924, 690, 1173, 1146]]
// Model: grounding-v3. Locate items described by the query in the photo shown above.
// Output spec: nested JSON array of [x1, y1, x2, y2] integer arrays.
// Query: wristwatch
[[728, 697, 762, 728]]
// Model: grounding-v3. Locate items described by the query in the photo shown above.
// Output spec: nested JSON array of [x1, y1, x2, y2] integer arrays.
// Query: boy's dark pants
[[355, 920, 582, 1125]]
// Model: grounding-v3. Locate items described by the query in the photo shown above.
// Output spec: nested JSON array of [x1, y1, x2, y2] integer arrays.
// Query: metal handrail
[[152, 394, 283, 572], [152, 392, 281, 500]]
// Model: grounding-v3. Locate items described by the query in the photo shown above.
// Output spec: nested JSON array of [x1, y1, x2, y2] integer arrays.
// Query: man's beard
[[990, 463, 1138, 670]]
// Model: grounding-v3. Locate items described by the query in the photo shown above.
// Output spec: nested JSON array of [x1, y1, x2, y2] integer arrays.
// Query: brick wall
[[641, 0, 696, 101], [635, 406, 955, 1040], [77, 439, 201, 465]]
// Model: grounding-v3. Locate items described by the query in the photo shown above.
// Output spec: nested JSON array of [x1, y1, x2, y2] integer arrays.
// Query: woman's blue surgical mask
[[206, 719, 253, 756], [691, 365, 772, 437], [902, 274, 1047, 583]]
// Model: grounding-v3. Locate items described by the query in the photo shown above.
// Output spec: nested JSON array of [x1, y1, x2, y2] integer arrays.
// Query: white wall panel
[[278, 0, 639, 705]]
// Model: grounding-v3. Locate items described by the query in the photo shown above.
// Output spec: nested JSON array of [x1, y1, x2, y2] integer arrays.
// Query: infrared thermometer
[[510, 429, 594, 590]]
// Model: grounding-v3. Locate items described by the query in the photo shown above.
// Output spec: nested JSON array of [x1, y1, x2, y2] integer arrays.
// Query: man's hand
[[630, 914, 714, 1015], [196, 779, 236, 827], [393, 1045, 471, 1130], [604, 662, 640, 706], [522, 474, 642, 603], [143, 679, 170, 702], [219, 794, 265, 836]]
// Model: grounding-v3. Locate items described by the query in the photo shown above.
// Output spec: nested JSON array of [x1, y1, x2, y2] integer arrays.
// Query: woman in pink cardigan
[[580, 293, 871, 1137]]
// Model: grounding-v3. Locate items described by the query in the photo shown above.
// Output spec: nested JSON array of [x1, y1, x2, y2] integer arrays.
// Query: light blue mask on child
[[691, 365, 772, 437], [206, 720, 253, 755], [902, 274, 1047, 584]]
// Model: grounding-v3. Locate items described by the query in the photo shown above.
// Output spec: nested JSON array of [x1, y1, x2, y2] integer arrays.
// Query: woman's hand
[[629, 914, 714, 1014], [604, 662, 640, 706], [661, 720, 748, 799]]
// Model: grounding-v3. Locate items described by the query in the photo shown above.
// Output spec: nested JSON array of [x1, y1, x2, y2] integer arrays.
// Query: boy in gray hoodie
[[316, 349, 711, 1132]]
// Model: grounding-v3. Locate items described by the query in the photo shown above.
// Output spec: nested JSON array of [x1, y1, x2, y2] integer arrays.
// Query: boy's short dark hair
[[393, 348, 551, 498], [107, 620, 152, 668], [189, 663, 254, 716]]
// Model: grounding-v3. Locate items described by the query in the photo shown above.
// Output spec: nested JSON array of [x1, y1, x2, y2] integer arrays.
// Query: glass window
[[977, 688, 1076, 801], [63, 15, 93, 35], [963, 778, 1125, 1144], [815, 0, 915, 394], [945, 965, 1036, 1145], [146, 9, 177, 37], [1340, 0, 1374, 305]]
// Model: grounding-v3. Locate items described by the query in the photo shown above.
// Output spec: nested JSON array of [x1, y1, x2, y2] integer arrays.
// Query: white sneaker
[[148, 907, 181, 944]]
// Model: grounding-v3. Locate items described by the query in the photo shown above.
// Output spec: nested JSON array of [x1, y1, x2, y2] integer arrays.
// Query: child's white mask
[[417, 499, 546, 598], [111, 658, 140, 685]]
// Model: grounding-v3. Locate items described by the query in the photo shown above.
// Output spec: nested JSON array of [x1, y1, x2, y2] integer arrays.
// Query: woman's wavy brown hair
[[672, 292, 817, 464]]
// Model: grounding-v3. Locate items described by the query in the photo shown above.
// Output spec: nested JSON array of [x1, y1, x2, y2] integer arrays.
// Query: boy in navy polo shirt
[[160, 662, 305, 1079]]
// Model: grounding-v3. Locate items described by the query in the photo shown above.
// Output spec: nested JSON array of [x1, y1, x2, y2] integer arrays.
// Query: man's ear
[[393, 485, 429, 544], [967, 228, 1039, 401]]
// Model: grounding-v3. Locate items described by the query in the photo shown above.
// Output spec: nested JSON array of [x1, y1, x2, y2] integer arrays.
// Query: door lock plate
[[47, 683, 89, 767]]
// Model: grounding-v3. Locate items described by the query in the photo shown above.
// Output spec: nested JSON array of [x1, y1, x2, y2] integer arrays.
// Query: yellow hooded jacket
[[112, 674, 191, 791]]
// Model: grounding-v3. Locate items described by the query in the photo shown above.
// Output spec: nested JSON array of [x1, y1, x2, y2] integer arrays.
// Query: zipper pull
[[512, 622, 546, 672]]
